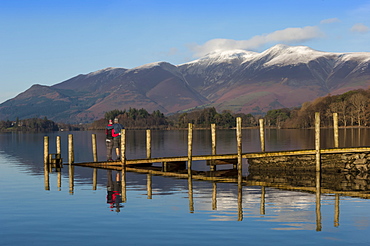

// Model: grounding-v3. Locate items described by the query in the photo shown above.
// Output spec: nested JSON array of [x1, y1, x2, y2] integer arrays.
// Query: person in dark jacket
[[112, 118, 124, 161]]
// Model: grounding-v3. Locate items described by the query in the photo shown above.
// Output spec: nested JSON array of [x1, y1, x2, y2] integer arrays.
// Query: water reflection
[[42, 160, 370, 230], [106, 170, 123, 212]]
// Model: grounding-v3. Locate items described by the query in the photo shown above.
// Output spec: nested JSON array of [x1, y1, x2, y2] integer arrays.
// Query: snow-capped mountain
[[1, 45, 369, 123]]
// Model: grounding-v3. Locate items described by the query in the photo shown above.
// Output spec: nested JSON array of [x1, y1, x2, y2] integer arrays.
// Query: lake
[[1, 128, 370, 246]]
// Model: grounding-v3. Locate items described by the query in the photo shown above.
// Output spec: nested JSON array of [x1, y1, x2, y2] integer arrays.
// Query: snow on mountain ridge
[[86, 67, 124, 77]]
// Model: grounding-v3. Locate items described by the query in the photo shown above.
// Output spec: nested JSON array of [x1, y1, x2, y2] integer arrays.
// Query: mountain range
[[1, 44, 370, 123]]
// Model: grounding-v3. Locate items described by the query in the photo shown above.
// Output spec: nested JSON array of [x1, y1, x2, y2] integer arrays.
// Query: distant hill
[[1, 44, 369, 123]]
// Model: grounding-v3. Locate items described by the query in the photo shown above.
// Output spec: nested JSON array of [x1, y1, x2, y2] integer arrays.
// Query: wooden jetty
[[43, 112, 370, 174]]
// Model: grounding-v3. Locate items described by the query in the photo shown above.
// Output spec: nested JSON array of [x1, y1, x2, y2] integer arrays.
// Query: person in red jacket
[[105, 119, 114, 161]]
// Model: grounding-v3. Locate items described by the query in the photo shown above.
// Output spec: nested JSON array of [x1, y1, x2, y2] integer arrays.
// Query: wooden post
[[146, 129, 151, 159], [92, 134, 98, 162], [68, 134, 74, 164], [211, 123, 216, 171], [315, 112, 321, 172], [121, 129, 126, 165], [236, 117, 242, 182], [237, 117, 243, 221], [187, 123, 193, 176], [333, 113, 339, 148], [56, 136, 61, 155], [259, 118, 265, 152], [44, 136, 49, 165], [91, 133, 98, 190]]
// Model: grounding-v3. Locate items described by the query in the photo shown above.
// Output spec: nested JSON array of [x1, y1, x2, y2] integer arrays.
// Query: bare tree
[[349, 93, 368, 126]]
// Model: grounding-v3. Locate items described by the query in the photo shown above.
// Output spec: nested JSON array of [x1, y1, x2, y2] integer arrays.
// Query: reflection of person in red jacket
[[107, 170, 123, 212]]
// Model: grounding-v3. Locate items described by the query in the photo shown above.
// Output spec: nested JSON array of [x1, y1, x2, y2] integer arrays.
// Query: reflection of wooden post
[[236, 117, 242, 182], [56, 136, 61, 155], [210, 124, 216, 171], [68, 134, 74, 164], [121, 129, 126, 165], [44, 155, 50, 191], [333, 113, 339, 148], [259, 118, 265, 152], [260, 186, 265, 215], [315, 112, 321, 172], [69, 164, 74, 194], [146, 129, 151, 159], [212, 182, 217, 210], [187, 123, 193, 176], [121, 168, 126, 203], [44, 136, 49, 165], [57, 170, 61, 191], [315, 171, 322, 231], [334, 194, 340, 227], [147, 174, 152, 199], [92, 168, 97, 190], [237, 177, 243, 221], [92, 134, 98, 162], [188, 175, 194, 213]]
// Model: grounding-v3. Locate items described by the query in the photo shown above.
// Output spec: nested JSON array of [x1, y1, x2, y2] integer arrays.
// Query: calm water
[[1, 128, 370, 246]]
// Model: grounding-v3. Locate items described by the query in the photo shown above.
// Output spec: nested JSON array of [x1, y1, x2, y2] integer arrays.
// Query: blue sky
[[1, 0, 370, 103]]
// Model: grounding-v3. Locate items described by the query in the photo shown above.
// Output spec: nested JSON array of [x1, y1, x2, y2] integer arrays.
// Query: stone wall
[[248, 152, 370, 173]]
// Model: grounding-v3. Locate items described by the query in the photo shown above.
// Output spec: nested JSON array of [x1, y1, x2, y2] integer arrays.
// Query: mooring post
[[146, 129, 151, 159], [236, 117, 243, 181], [211, 123, 216, 171], [121, 129, 126, 165], [68, 134, 74, 164], [92, 134, 98, 162], [44, 136, 49, 165], [188, 123, 193, 175], [259, 118, 265, 152], [315, 112, 321, 172], [333, 113, 339, 148], [237, 117, 243, 221], [56, 135, 61, 156]]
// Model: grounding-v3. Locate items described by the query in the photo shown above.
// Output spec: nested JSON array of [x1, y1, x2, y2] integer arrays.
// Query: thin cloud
[[351, 23, 370, 33], [190, 26, 323, 57], [320, 18, 340, 24]]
